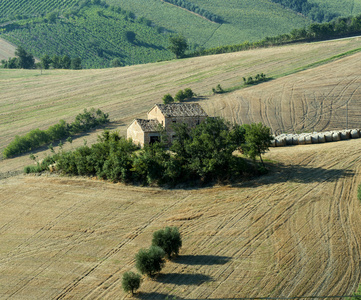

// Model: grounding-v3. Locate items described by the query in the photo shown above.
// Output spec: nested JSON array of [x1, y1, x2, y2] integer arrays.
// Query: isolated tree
[[15, 47, 35, 69], [152, 226, 182, 258], [162, 93, 174, 104], [135, 246, 165, 277], [174, 90, 186, 102], [122, 271, 141, 295], [111, 58, 122, 67], [183, 88, 194, 99], [51, 55, 62, 69], [71, 57, 82, 70], [61, 55, 71, 69], [241, 122, 272, 167], [41, 54, 51, 69], [168, 35, 188, 58]]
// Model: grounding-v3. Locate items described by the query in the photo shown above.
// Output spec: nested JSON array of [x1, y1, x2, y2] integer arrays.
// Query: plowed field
[[0, 138, 360, 299]]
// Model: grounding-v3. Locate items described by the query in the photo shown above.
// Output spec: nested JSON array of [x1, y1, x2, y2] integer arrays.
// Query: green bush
[[122, 271, 141, 295], [152, 226, 182, 258], [174, 90, 186, 102], [3, 108, 109, 158], [162, 93, 174, 104], [183, 88, 194, 99], [135, 246, 165, 277]]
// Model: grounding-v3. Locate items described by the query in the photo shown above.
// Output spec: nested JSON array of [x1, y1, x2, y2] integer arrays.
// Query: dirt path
[[0, 139, 360, 299]]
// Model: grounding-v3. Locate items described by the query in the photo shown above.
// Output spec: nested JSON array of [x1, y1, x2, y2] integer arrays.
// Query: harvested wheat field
[[2, 36, 361, 298], [2, 37, 361, 175], [0, 138, 361, 299]]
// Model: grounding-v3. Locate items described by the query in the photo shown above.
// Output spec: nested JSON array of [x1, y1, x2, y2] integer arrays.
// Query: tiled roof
[[154, 103, 208, 117], [136, 119, 160, 132]]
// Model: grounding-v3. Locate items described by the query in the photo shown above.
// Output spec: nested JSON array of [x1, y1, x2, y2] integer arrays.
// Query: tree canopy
[[168, 35, 188, 58]]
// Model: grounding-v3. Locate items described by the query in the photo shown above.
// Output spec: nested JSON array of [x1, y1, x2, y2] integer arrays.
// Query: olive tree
[[122, 271, 141, 295], [135, 246, 165, 277], [152, 226, 182, 258]]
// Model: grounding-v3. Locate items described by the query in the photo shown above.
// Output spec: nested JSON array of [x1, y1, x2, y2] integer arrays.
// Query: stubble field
[[1, 37, 361, 298], [1, 138, 361, 299]]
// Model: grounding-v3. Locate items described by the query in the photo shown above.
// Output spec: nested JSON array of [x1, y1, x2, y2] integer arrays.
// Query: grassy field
[[1, 36, 361, 298]]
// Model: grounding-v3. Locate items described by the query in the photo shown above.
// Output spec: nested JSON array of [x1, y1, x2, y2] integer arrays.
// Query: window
[[149, 136, 160, 144], [172, 120, 176, 123]]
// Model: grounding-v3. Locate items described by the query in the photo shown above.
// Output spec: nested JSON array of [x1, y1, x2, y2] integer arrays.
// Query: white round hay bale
[[276, 137, 286, 147], [292, 135, 299, 145], [305, 134, 312, 144], [285, 135, 293, 145], [298, 135, 306, 145], [324, 132, 333, 142], [351, 129, 360, 139], [270, 139, 276, 147], [311, 134, 319, 144], [340, 130, 351, 140], [332, 131, 341, 141], [318, 133, 326, 143]]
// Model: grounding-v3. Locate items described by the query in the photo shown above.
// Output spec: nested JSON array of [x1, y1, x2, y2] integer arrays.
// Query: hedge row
[[3, 108, 109, 158]]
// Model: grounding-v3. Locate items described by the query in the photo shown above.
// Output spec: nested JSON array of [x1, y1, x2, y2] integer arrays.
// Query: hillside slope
[[0, 37, 16, 61], [1, 36, 361, 175], [0, 134, 360, 298]]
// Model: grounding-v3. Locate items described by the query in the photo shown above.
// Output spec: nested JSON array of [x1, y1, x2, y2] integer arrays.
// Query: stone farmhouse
[[127, 103, 208, 147]]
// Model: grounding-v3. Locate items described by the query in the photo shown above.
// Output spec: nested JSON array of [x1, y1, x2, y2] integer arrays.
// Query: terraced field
[[1, 37, 361, 298]]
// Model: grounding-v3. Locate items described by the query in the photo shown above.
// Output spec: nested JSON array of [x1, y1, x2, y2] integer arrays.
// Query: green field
[[1, 5, 173, 68], [109, 0, 310, 48], [2, 0, 361, 68], [310, 0, 361, 16]]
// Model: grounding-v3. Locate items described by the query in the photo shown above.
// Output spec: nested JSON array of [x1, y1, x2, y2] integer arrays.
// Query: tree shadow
[[157, 273, 212, 285], [136, 292, 171, 299], [175, 255, 231, 266], [233, 162, 355, 188]]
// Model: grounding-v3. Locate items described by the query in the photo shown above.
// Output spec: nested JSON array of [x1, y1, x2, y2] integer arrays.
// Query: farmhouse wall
[[127, 120, 145, 147]]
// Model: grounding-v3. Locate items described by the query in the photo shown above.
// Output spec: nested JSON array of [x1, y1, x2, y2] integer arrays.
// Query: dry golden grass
[[0, 139, 361, 299], [2, 36, 361, 175], [2, 37, 361, 298], [0, 37, 16, 61]]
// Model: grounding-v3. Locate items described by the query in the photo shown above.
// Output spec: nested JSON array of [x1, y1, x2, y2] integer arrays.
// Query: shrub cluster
[[243, 73, 268, 85], [162, 88, 194, 104], [4, 108, 109, 158], [212, 84, 224, 94], [28, 118, 272, 186], [40, 54, 82, 70], [122, 226, 182, 295]]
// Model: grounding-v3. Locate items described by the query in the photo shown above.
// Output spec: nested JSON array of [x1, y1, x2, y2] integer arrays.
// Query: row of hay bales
[[271, 129, 361, 147]]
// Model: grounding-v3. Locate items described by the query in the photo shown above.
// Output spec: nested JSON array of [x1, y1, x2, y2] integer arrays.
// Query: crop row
[[0, 0, 78, 18], [0, 5, 173, 68]]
